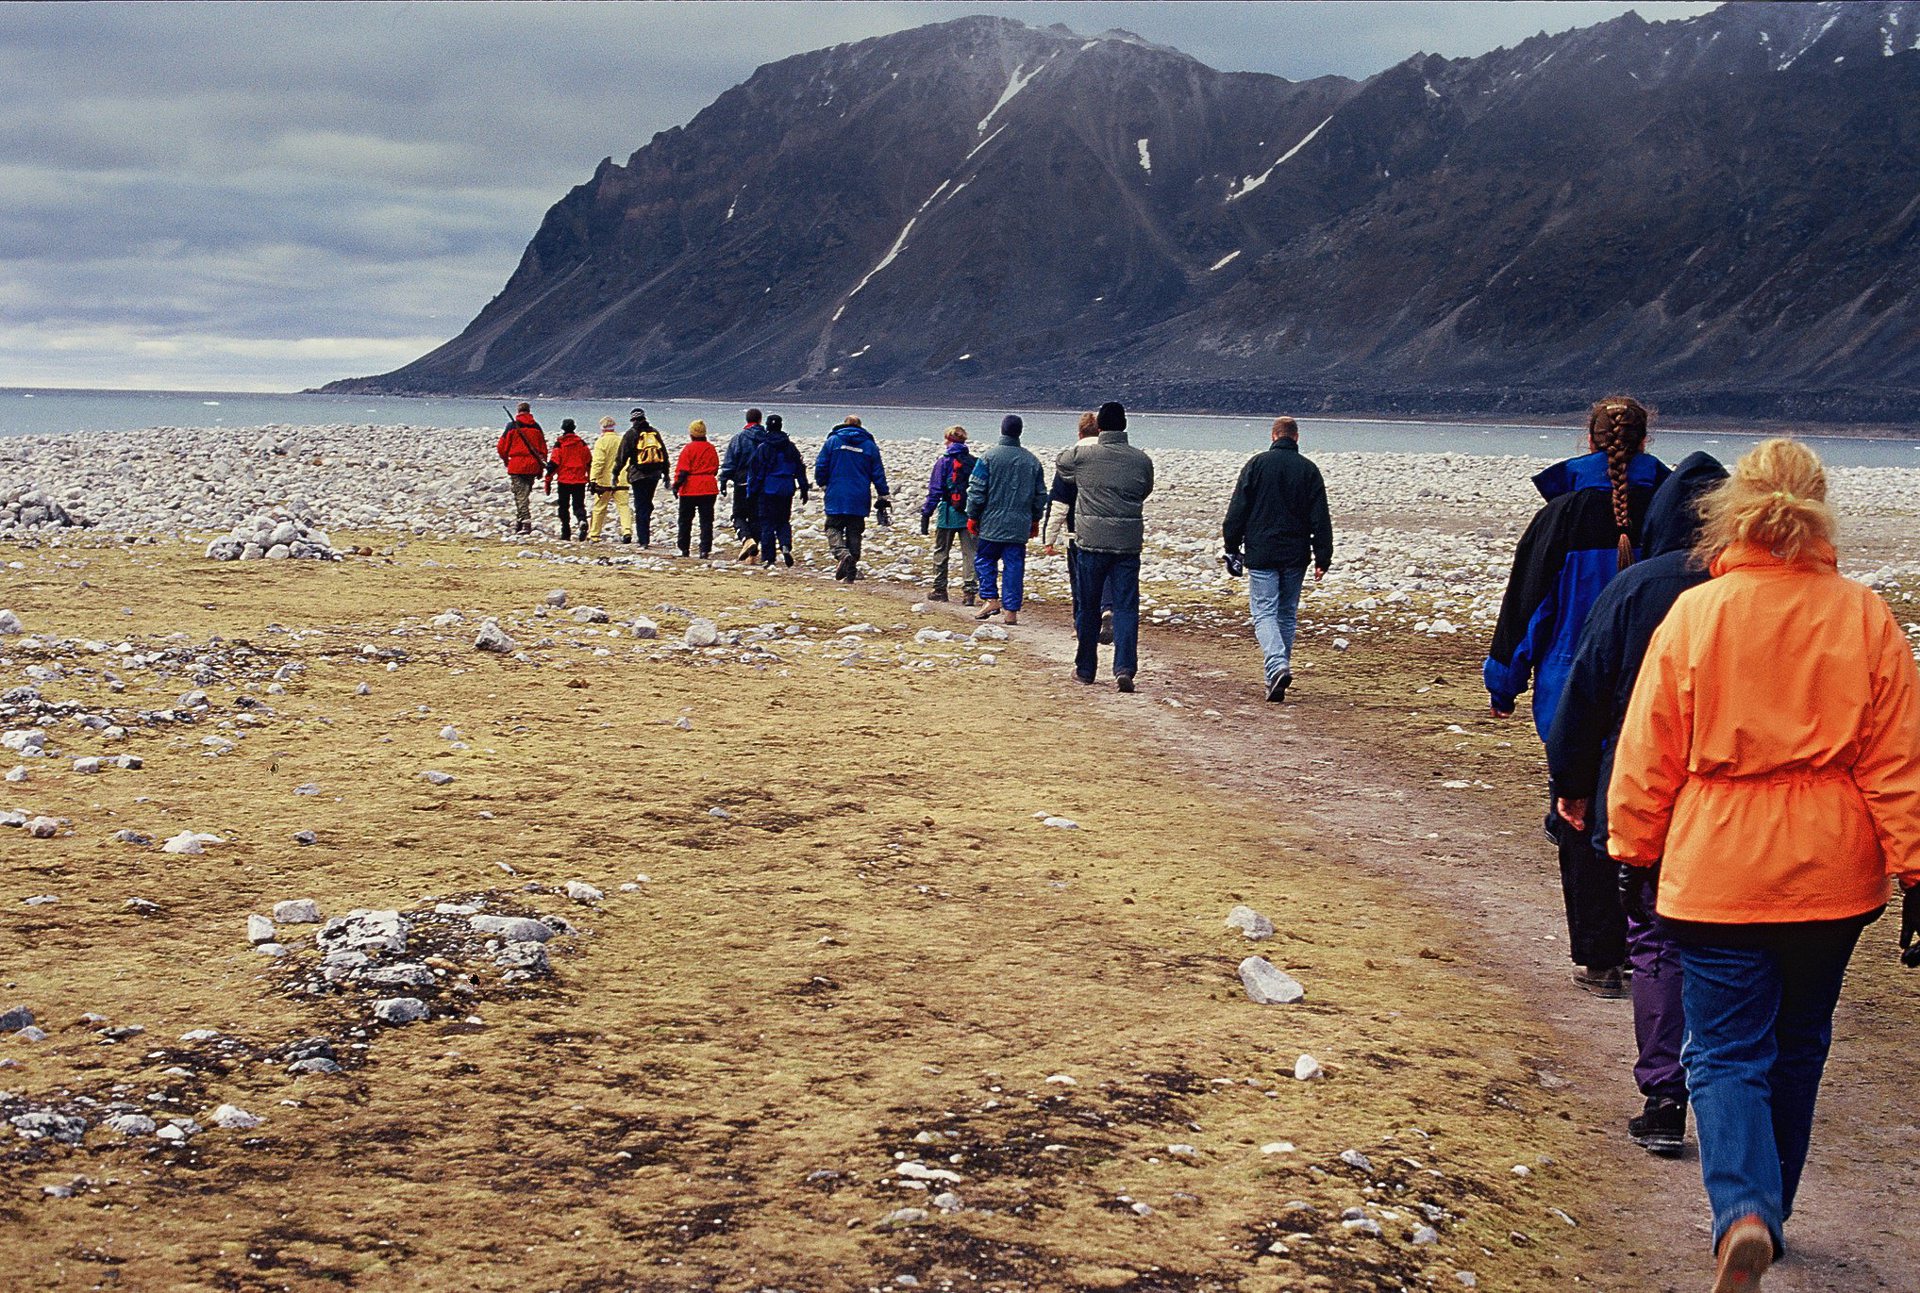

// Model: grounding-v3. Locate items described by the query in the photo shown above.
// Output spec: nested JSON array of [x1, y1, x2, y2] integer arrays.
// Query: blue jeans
[[1247, 565, 1307, 683], [1065, 542, 1114, 618], [1073, 549, 1140, 679], [1678, 922, 1863, 1254], [974, 539, 1027, 612]]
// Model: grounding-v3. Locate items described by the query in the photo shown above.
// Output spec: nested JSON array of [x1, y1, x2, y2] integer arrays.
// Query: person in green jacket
[[965, 415, 1049, 626], [919, 426, 978, 604]]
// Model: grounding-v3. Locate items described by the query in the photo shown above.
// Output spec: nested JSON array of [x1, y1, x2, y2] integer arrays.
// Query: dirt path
[[903, 586, 1920, 1293]]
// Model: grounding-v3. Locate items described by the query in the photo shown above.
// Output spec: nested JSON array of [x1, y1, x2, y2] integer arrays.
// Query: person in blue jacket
[[719, 408, 770, 560], [1486, 396, 1668, 998], [746, 414, 808, 568], [1544, 450, 1727, 1157], [814, 414, 892, 582]]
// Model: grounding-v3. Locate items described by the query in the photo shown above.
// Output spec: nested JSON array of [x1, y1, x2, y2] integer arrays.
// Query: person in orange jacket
[[495, 401, 548, 535], [672, 420, 720, 558], [544, 419, 592, 540], [1607, 438, 1920, 1293]]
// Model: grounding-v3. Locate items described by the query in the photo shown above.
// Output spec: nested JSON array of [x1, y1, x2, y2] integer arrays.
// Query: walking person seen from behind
[[1545, 451, 1729, 1158], [1606, 438, 1920, 1293], [1044, 411, 1112, 640], [1486, 396, 1668, 999], [545, 418, 592, 541], [920, 426, 978, 605], [1221, 415, 1332, 703], [672, 420, 720, 558], [720, 408, 770, 562], [746, 414, 807, 568], [496, 401, 548, 535], [1055, 401, 1153, 692], [586, 415, 634, 543], [815, 414, 892, 583], [966, 415, 1048, 626], [613, 408, 671, 548]]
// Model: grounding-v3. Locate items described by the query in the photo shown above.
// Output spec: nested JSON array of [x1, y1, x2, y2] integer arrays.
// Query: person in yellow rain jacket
[[1607, 438, 1920, 1293], [587, 415, 634, 543]]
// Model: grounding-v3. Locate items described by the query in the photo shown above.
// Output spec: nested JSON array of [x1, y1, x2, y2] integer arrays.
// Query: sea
[[4, 387, 1919, 470]]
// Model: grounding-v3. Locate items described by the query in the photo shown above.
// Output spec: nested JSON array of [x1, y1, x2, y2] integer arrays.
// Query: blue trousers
[[1247, 565, 1307, 683], [756, 492, 794, 560], [1678, 921, 1863, 1254], [1064, 541, 1113, 618], [974, 539, 1027, 612], [1073, 549, 1140, 679]]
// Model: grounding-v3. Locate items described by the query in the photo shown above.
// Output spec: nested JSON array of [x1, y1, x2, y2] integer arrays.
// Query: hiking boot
[[621, 534, 633, 544], [739, 537, 759, 562], [835, 552, 857, 582], [1627, 1096, 1687, 1157], [1002, 610, 1019, 625], [963, 592, 977, 608], [1098, 610, 1114, 645], [1115, 673, 1136, 693], [928, 591, 950, 602], [1712, 1216, 1773, 1293], [1573, 965, 1629, 998], [974, 599, 1003, 620], [783, 550, 794, 568], [1074, 671, 1096, 685], [1267, 671, 1292, 703]]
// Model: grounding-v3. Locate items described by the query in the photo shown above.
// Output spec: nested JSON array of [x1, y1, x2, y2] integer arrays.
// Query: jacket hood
[[1532, 450, 1665, 501], [1642, 451, 1728, 558], [831, 423, 875, 444], [942, 442, 971, 457]]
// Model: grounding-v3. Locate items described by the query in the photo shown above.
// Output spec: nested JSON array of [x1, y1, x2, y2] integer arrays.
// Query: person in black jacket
[[1222, 416, 1333, 702], [1544, 451, 1727, 1157]]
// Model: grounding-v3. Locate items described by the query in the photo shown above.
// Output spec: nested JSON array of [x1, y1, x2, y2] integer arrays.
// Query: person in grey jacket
[[965, 415, 1049, 625], [1055, 401, 1154, 690]]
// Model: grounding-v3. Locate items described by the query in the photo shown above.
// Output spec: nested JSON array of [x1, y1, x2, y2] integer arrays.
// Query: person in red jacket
[[495, 402, 549, 534], [544, 418, 592, 540], [672, 419, 720, 558]]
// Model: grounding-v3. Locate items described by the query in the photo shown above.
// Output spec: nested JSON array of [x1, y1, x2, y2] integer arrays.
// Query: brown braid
[[1587, 396, 1649, 570]]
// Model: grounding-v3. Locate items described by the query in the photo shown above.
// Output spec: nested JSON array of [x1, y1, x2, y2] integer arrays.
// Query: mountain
[[326, 3, 1920, 424]]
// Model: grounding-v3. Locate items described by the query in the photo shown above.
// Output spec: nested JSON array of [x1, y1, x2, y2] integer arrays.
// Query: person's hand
[[1314, 566, 1328, 583], [1223, 552, 1245, 577], [966, 518, 979, 537], [1900, 881, 1919, 968], [1043, 544, 1057, 557], [875, 506, 892, 528], [919, 514, 931, 535], [1030, 521, 1040, 540], [1555, 797, 1590, 833]]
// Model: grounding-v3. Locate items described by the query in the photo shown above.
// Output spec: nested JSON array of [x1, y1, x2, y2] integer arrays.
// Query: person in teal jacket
[[966, 415, 1049, 625], [920, 426, 978, 604]]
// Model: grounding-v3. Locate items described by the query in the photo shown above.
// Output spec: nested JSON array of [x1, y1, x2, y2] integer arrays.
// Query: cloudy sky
[[3, 1, 1716, 392]]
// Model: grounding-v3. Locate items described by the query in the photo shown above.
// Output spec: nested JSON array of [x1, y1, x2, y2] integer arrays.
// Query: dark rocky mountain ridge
[[327, 3, 1920, 424]]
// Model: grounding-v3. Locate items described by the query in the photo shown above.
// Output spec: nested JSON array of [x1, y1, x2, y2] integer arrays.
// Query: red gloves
[[966, 518, 979, 537]]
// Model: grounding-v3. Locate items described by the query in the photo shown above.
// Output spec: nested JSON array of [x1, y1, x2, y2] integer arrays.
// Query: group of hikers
[[1483, 398, 1920, 1293], [499, 396, 1920, 1290]]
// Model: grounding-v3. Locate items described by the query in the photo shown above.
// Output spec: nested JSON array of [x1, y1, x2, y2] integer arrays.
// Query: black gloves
[[1222, 551, 1245, 577], [919, 513, 931, 535], [1901, 882, 1919, 968], [875, 504, 892, 528]]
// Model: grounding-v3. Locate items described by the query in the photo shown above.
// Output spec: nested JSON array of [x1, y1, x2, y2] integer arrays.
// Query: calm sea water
[[4, 387, 1919, 469]]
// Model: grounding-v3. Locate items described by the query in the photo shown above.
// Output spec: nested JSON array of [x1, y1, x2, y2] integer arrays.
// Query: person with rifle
[[496, 401, 549, 535], [613, 407, 672, 548]]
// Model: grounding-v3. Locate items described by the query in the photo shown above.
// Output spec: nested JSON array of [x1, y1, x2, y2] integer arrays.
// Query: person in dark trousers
[[746, 414, 808, 567], [495, 401, 548, 535], [545, 418, 592, 541], [672, 419, 720, 558], [1055, 401, 1153, 691], [965, 415, 1049, 626], [920, 426, 978, 605], [814, 414, 892, 582], [1486, 396, 1669, 998], [1545, 451, 1728, 1158], [1044, 412, 1111, 638], [613, 408, 672, 548], [1221, 416, 1333, 702], [720, 407, 770, 561]]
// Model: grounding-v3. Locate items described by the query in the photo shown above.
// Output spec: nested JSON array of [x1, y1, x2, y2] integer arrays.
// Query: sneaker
[[1712, 1216, 1772, 1293], [1627, 1096, 1687, 1157], [1115, 673, 1136, 694], [1098, 610, 1114, 644], [835, 552, 857, 582], [1266, 672, 1292, 703], [1573, 965, 1629, 999]]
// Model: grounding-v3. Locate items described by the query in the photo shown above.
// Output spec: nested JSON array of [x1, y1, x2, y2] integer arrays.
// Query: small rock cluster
[[204, 512, 340, 562], [0, 484, 90, 535]]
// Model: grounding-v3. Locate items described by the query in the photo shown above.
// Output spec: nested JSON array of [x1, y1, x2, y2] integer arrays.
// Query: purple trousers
[[1624, 866, 1687, 1101]]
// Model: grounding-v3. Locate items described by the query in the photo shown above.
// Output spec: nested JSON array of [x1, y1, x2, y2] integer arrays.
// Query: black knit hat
[[1001, 414, 1023, 437], [1097, 402, 1126, 431], [767, 414, 784, 433], [629, 407, 646, 421]]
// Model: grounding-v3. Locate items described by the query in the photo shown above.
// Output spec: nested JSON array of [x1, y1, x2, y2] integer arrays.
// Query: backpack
[[634, 429, 667, 468], [944, 451, 976, 509]]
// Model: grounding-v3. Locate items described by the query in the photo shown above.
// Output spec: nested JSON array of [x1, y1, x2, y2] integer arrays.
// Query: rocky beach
[[2, 420, 1918, 1291]]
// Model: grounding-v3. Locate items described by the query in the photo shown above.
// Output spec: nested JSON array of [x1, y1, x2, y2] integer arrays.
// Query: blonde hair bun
[[1694, 438, 1833, 565]]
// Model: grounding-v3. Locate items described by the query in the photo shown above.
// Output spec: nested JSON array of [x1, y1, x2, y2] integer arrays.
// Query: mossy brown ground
[[0, 538, 1908, 1291]]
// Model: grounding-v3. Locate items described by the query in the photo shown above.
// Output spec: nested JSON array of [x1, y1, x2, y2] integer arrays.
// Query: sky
[[1, 1, 1718, 392]]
